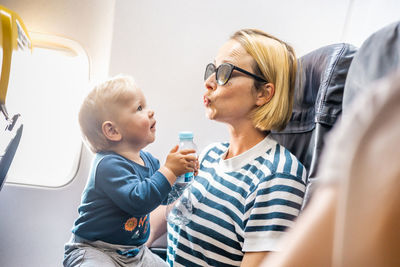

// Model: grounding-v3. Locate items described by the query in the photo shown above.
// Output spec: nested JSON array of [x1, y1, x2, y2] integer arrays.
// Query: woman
[[150, 29, 306, 266]]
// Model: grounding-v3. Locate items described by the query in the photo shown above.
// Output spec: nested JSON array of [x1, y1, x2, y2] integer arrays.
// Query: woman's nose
[[204, 74, 217, 91]]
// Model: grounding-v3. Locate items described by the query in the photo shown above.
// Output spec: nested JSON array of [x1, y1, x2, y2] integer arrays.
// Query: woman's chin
[[205, 110, 216, 120]]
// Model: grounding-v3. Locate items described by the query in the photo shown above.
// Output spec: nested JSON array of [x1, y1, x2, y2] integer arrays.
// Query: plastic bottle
[[166, 131, 197, 225]]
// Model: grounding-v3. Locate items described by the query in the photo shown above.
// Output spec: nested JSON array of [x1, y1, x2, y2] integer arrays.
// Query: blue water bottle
[[166, 131, 197, 225]]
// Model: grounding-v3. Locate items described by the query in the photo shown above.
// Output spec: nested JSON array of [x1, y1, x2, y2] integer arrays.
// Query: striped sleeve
[[243, 152, 306, 251]]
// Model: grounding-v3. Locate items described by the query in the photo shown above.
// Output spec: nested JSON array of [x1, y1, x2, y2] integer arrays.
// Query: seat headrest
[[277, 43, 357, 134], [343, 21, 400, 111]]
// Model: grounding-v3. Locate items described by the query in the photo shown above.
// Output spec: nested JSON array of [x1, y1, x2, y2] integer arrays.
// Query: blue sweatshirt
[[72, 151, 171, 246]]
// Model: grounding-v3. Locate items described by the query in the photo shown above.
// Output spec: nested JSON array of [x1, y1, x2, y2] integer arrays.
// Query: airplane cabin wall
[[109, 0, 351, 161], [108, 0, 400, 163], [0, 0, 115, 266], [0, 0, 399, 266]]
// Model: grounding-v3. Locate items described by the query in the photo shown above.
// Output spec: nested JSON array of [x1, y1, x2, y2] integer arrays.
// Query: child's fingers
[[185, 158, 199, 170], [179, 149, 196, 155], [184, 155, 197, 162], [169, 145, 179, 153], [184, 156, 196, 167], [185, 161, 197, 171], [185, 160, 196, 168], [194, 160, 199, 176]]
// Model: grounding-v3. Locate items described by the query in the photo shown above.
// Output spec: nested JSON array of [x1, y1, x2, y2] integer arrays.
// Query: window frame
[[4, 32, 90, 188]]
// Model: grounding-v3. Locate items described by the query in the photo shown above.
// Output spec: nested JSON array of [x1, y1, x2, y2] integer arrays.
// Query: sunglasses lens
[[217, 64, 232, 85], [204, 63, 216, 81]]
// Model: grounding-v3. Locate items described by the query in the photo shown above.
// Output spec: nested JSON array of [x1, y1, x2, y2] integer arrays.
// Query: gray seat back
[[270, 43, 357, 207]]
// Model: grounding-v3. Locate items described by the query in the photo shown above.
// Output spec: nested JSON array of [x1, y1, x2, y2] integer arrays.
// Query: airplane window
[[4, 34, 89, 187]]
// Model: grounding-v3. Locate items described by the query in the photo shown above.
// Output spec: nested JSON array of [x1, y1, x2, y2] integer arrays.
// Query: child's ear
[[102, 121, 122, 142], [255, 83, 275, 106]]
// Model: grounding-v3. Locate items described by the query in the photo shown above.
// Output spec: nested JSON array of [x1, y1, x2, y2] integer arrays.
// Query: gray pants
[[63, 235, 168, 267]]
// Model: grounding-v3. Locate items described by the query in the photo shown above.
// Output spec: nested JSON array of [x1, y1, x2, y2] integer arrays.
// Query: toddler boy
[[63, 75, 197, 266]]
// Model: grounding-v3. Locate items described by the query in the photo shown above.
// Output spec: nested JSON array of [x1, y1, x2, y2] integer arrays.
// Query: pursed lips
[[150, 121, 156, 131], [203, 95, 211, 106]]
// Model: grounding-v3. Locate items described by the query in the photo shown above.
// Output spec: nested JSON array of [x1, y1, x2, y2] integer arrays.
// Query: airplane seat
[[328, 21, 400, 266], [0, 115, 23, 191], [343, 20, 400, 112], [270, 43, 357, 208], [0, 5, 31, 192]]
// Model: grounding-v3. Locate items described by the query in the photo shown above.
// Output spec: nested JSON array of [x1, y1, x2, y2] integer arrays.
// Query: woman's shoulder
[[198, 141, 229, 160], [265, 138, 303, 163], [202, 141, 229, 153], [258, 138, 307, 183], [199, 142, 229, 163]]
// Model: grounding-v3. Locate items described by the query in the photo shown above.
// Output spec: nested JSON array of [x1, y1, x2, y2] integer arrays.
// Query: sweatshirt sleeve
[[95, 155, 171, 216]]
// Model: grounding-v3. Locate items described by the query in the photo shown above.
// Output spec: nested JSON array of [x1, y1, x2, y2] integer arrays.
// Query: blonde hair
[[78, 75, 136, 153], [231, 29, 297, 131]]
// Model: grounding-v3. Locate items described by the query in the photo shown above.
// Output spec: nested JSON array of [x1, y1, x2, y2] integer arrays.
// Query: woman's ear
[[255, 83, 275, 106], [102, 121, 122, 142]]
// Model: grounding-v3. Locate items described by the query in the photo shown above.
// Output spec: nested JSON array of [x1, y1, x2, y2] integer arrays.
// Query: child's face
[[114, 87, 156, 149]]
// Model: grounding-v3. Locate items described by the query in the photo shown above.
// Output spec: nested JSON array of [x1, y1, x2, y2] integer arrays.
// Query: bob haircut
[[78, 75, 136, 153], [231, 29, 297, 131]]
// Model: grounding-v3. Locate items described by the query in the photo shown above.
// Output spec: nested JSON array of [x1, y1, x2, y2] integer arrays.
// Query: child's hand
[[164, 145, 197, 177], [193, 158, 199, 177]]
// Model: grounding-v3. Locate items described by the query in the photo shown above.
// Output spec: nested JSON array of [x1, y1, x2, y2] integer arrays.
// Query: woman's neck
[[225, 122, 268, 159]]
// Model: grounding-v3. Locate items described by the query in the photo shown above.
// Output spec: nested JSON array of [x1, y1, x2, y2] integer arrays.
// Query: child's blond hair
[[78, 75, 136, 153]]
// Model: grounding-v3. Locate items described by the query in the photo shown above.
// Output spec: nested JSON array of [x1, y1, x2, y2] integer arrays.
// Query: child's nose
[[148, 109, 154, 117]]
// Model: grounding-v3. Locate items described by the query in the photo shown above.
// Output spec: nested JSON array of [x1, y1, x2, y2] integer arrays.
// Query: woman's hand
[[145, 205, 167, 248]]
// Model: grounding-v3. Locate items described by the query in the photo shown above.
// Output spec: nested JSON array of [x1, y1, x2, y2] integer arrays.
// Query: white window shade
[[5, 34, 89, 187]]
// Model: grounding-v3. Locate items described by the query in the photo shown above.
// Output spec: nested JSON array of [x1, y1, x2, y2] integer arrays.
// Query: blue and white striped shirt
[[167, 136, 307, 266]]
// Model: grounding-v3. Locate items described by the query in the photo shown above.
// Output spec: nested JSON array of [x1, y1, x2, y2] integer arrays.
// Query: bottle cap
[[179, 131, 194, 139]]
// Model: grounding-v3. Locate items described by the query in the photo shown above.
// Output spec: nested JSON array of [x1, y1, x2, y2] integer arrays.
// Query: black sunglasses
[[204, 63, 267, 86]]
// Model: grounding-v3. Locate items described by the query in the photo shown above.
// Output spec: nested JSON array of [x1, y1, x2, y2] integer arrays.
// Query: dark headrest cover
[[343, 21, 400, 111], [277, 43, 356, 134]]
